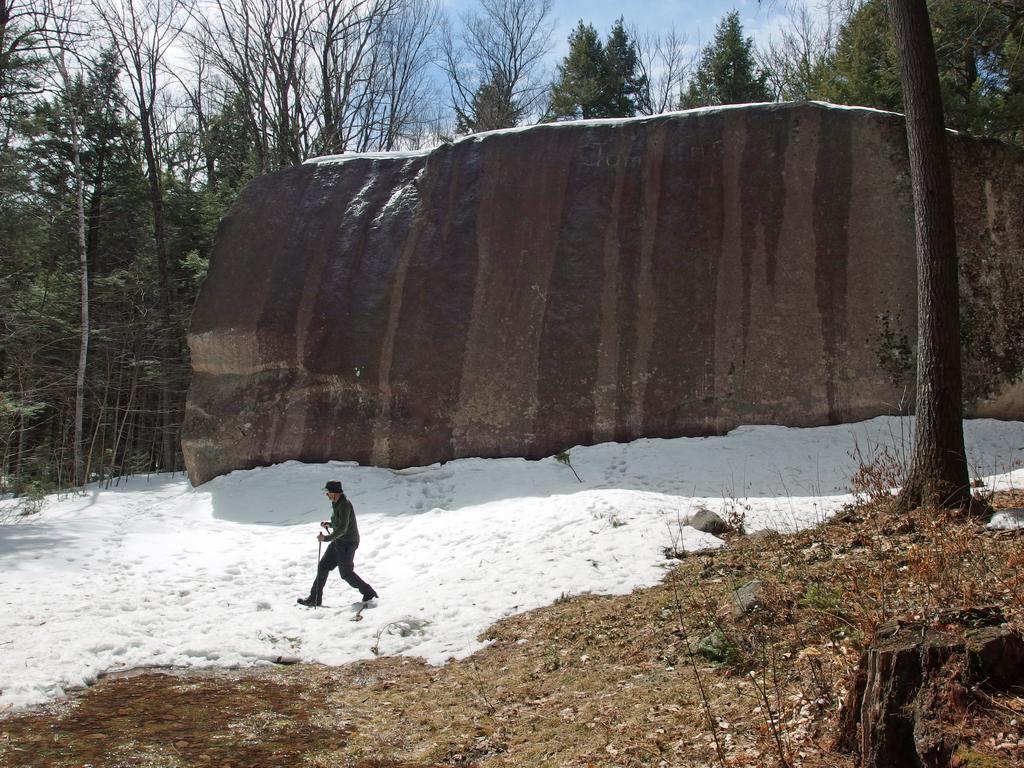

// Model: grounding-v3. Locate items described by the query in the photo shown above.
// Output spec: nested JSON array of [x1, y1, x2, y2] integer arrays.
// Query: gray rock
[[689, 507, 732, 536], [732, 579, 764, 618], [745, 528, 779, 542], [182, 103, 1024, 485]]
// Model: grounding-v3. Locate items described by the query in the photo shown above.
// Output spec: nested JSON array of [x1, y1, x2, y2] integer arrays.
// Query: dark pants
[[309, 539, 374, 604]]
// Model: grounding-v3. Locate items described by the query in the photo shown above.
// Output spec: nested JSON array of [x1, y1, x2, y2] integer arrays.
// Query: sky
[[2, 416, 1023, 712], [445, 0, 801, 62]]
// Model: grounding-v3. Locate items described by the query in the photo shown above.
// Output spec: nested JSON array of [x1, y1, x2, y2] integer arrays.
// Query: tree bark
[[71, 99, 89, 487], [887, 0, 971, 511], [48, 6, 89, 488], [85, 149, 105, 276], [138, 103, 178, 473], [834, 608, 1024, 767]]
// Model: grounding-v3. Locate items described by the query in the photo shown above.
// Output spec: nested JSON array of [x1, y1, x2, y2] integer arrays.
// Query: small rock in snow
[[689, 507, 732, 535]]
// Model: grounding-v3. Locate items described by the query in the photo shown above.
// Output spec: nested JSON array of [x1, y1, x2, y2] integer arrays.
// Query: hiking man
[[298, 480, 378, 607]]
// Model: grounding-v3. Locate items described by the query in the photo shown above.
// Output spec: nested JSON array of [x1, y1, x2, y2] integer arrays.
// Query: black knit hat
[[324, 480, 343, 493]]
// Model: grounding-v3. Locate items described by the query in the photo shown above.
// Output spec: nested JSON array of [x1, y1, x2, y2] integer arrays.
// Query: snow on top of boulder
[[304, 101, 905, 167]]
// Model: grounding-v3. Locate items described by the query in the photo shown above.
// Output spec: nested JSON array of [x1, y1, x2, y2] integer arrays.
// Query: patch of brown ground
[[2, 490, 1023, 768]]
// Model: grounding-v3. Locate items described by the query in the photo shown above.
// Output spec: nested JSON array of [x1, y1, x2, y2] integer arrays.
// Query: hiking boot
[[297, 596, 321, 607], [361, 590, 378, 603]]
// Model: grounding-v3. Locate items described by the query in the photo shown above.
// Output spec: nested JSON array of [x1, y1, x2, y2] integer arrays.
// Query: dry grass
[[2, 490, 1024, 768]]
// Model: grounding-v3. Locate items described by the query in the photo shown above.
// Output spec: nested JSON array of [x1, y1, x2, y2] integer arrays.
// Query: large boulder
[[183, 102, 1024, 485]]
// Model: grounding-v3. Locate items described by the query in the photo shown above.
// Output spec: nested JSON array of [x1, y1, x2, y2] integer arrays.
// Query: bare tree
[[95, 0, 192, 472], [441, 0, 554, 132], [311, 0, 434, 154], [312, 0, 394, 155], [760, 2, 843, 101], [887, 0, 972, 510], [95, 0, 191, 302], [206, 0, 312, 167], [173, 31, 218, 182], [265, 0, 311, 165], [631, 24, 691, 115], [191, 0, 441, 160], [39, 0, 90, 485], [373, 0, 441, 150], [191, 0, 296, 171]]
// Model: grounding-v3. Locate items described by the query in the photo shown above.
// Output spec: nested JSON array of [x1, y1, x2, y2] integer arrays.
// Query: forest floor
[[2, 489, 1023, 768]]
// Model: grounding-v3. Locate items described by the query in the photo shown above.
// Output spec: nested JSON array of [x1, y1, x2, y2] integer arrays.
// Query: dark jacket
[[325, 494, 359, 544]]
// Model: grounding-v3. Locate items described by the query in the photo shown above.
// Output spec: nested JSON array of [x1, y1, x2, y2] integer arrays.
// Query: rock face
[[184, 102, 1024, 485]]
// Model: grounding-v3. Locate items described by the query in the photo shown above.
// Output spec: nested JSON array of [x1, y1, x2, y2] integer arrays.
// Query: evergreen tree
[[759, 7, 838, 103], [204, 92, 263, 199], [602, 19, 647, 117], [456, 70, 523, 133], [441, 0, 553, 136], [823, 0, 905, 112], [11, 56, 156, 485], [548, 21, 610, 119], [0, 45, 220, 493], [0, 0, 45, 137], [548, 19, 646, 120], [821, 0, 1024, 143], [682, 11, 771, 108]]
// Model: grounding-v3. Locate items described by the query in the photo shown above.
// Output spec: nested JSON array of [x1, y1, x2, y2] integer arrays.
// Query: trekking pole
[[319, 522, 329, 566], [315, 537, 322, 609], [315, 521, 330, 609]]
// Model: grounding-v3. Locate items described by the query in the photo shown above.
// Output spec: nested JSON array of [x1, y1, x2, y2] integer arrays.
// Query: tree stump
[[833, 606, 1024, 767]]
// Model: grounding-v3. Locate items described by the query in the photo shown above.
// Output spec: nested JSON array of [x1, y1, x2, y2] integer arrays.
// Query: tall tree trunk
[[14, 376, 25, 482], [887, 0, 971, 510], [85, 148, 106, 277], [140, 107, 169, 309], [71, 106, 89, 487], [110, 359, 138, 486], [139, 105, 177, 473], [51, 27, 90, 488], [85, 353, 112, 485]]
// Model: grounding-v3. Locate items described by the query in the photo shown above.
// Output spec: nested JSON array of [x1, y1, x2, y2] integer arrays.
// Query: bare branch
[[631, 24, 693, 115], [441, 0, 554, 130]]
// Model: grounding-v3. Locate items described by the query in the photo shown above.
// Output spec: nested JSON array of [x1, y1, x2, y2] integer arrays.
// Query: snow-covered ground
[[1, 416, 1022, 713]]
